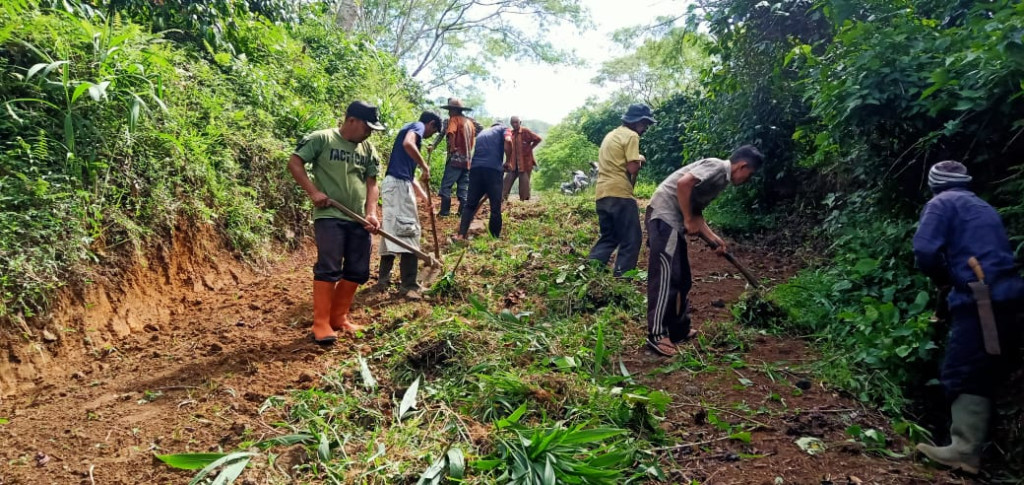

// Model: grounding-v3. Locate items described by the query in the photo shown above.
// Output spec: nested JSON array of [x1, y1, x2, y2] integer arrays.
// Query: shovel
[[326, 199, 442, 270], [697, 233, 760, 288]]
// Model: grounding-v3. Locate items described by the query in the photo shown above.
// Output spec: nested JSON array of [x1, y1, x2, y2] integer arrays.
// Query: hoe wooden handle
[[697, 233, 760, 288], [326, 199, 440, 267]]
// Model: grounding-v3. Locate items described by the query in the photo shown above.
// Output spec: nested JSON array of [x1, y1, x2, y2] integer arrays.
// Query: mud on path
[[0, 196, 956, 484]]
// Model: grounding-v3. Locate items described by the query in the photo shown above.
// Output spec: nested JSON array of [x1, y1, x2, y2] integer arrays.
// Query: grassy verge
[[0, 2, 417, 328], [215, 195, 677, 483]]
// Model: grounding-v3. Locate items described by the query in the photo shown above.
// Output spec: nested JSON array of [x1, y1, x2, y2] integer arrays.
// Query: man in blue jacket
[[912, 160, 1024, 474]]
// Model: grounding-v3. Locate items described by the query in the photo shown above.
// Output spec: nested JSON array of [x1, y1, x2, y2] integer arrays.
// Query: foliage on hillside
[[0, 0, 419, 325], [541, 0, 1024, 414]]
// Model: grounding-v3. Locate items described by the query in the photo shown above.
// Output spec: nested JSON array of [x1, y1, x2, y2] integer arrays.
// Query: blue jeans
[[439, 165, 470, 201], [587, 197, 642, 276]]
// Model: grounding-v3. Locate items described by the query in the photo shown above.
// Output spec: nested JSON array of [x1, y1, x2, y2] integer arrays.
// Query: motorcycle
[[560, 170, 590, 195]]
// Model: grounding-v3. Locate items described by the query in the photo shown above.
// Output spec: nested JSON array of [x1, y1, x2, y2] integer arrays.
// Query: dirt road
[[0, 197, 955, 484]]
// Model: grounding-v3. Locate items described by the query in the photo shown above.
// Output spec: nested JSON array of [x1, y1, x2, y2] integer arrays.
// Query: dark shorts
[[313, 218, 371, 284]]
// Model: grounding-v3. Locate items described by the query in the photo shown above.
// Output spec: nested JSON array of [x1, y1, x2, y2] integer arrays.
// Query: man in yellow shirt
[[587, 104, 656, 276]]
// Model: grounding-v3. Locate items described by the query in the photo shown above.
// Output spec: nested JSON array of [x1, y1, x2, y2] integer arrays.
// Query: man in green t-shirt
[[587, 103, 656, 276], [288, 101, 385, 344]]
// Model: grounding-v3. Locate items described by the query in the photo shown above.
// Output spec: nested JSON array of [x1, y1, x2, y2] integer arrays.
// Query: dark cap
[[621, 103, 657, 124], [345, 101, 386, 131]]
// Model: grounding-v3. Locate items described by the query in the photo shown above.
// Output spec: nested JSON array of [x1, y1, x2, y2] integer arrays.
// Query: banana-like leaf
[[317, 433, 331, 462], [155, 452, 228, 470], [399, 377, 420, 420], [186, 452, 255, 485], [559, 428, 625, 445], [446, 447, 465, 479], [256, 433, 315, 448], [210, 456, 251, 485], [71, 82, 92, 104]]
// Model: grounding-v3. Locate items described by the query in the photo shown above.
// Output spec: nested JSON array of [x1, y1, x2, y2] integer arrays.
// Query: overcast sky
[[476, 0, 685, 125]]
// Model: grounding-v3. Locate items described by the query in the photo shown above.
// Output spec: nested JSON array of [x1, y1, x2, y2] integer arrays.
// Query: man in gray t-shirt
[[645, 145, 764, 357]]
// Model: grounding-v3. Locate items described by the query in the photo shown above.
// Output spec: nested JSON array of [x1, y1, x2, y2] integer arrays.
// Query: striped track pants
[[646, 217, 692, 342]]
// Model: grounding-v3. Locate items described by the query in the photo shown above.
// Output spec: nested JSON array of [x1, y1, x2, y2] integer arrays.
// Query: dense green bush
[[755, 191, 941, 413], [0, 0, 418, 325], [535, 0, 1023, 419]]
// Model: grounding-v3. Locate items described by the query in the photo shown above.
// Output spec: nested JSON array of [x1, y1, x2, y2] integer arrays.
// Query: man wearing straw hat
[[430, 98, 480, 217]]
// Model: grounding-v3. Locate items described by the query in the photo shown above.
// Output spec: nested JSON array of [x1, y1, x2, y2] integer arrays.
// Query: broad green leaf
[[529, 429, 561, 459], [416, 454, 446, 484], [446, 447, 465, 479], [852, 258, 878, 274], [497, 402, 528, 429], [587, 450, 631, 468], [88, 81, 110, 102], [210, 455, 252, 485], [71, 82, 92, 104], [560, 427, 625, 445], [187, 452, 255, 485], [594, 322, 606, 372], [155, 453, 228, 470], [471, 459, 502, 470], [41, 60, 69, 79], [729, 431, 752, 443], [542, 456, 556, 485], [64, 113, 74, 153], [908, 291, 929, 314], [256, 433, 314, 448], [26, 62, 48, 80], [317, 433, 330, 462], [399, 377, 420, 421]]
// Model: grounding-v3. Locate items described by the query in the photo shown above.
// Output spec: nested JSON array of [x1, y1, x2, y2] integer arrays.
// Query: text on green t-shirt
[[293, 128, 381, 221]]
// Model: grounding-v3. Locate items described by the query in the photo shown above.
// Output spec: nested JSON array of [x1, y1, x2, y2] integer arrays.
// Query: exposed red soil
[[0, 196, 966, 484]]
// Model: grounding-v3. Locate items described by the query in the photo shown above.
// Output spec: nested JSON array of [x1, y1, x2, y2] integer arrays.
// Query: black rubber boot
[[457, 196, 467, 216], [373, 255, 394, 292], [438, 196, 451, 217], [398, 253, 422, 300]]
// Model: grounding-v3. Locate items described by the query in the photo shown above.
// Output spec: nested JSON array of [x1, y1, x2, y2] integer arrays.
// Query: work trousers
[[438, 165, 470, 202], [502, 170, 532, 201], [587, 197, 642, 276], [313, 218, 371, 284], [646, 218, 693, 342], [941, 299, 1022, 398], [458, 168, 504, 238]]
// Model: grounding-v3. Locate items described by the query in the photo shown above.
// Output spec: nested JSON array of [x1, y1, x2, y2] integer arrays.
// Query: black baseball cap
[[345, 101, 386, 131]]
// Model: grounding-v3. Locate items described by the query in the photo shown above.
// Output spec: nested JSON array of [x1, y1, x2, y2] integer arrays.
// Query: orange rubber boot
[[330, 279, 366, 334], [312, 280, 338, 344]]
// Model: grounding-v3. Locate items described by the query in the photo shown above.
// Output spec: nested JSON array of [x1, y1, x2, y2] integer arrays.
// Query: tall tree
[[339, 0, 589, 90], [592, 28, 711, 107]]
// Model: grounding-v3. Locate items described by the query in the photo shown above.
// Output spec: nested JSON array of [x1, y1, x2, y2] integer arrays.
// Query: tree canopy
[[339, 0, 590, 91]]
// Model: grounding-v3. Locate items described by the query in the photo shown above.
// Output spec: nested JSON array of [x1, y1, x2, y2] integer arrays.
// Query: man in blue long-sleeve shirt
[[912, 160, 1024, 475], [456, 122, 511, 239]]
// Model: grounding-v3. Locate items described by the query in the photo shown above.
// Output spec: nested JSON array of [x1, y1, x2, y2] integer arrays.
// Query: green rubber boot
[[916, 394, 990, 475]]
